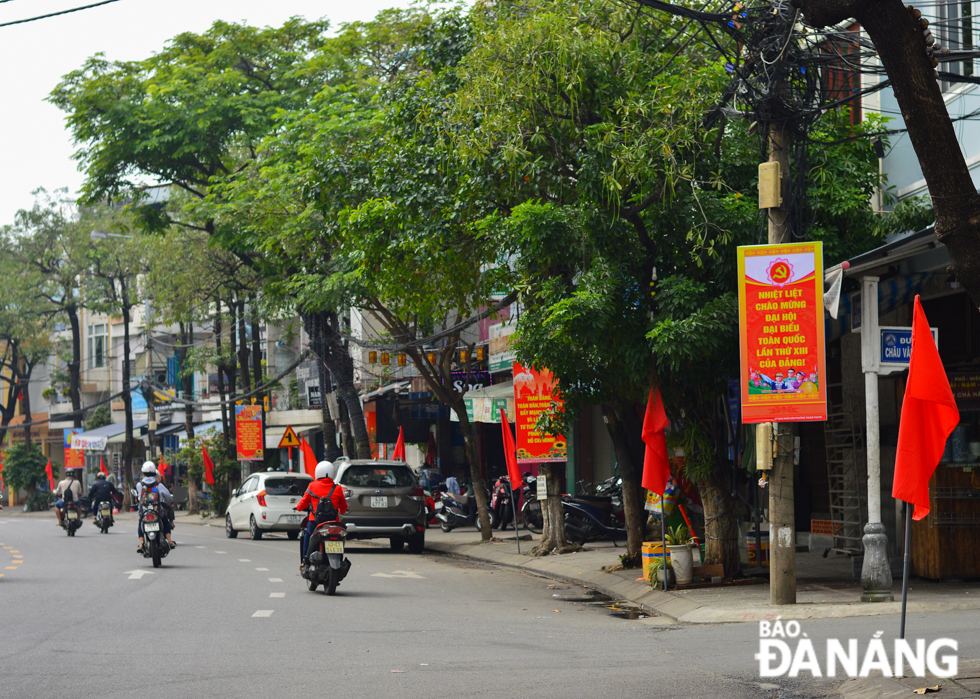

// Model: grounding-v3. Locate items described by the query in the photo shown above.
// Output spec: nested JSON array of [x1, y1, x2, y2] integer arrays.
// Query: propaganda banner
[[64, 429, 85, 469], [235, 404, 265, 461], [737, 242, 827, 424], [512, 362, 567, 463]]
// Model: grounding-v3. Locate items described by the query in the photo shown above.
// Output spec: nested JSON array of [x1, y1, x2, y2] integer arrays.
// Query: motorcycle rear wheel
[[307, 575, 318, 592], [522, 505, 543, 534], [151, 540, 162, 568], [101, 520, 110, 534], [440, 521, 453, 533], [326, 567, 339, 595]]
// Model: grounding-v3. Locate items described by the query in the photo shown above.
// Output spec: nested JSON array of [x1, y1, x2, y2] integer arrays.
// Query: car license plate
[[371, 496, 388, 508], [144, 522, 160, 532], [286, 515, 304, 524], [323, 541, 344, 554], [67, 511, 78, 520]]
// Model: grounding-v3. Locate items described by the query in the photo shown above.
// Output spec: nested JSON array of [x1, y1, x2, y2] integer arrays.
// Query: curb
[[423, 540, 980, 626]]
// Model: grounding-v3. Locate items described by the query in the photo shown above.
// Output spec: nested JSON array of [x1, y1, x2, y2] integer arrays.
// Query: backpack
[[311, 484, 339, 525], [140, 484, 160, 510]]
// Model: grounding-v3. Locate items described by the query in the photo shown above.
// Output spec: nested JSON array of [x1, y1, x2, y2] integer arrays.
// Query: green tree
[[3, 444, 50, 511]]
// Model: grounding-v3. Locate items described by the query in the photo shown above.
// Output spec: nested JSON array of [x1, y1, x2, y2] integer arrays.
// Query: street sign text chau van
[[737, 242, 827, 424], [880, 326, 939, 367]]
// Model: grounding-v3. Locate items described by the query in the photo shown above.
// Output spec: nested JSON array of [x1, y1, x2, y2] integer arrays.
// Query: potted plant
[[666, 523, 695, 586], [42, 387, 58, 404], [647, 556, 673, 590]]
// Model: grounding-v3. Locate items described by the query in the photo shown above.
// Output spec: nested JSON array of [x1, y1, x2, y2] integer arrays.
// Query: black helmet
[[95, 472, 106, 479]]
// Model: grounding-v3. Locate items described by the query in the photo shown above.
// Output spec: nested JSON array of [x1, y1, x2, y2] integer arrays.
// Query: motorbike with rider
[[54, 469, 83, 535], [295, 461, 351, 594], [136, 462, 175, 562], [88, 472, 120, 533]]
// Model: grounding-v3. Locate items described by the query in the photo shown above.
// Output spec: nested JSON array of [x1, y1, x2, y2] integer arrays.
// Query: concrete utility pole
[[144, 301, 157, 460], [859, 276, 893, 602], [768, 123, 797, 606]]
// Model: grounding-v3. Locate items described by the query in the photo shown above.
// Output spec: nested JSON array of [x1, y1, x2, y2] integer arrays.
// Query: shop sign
[[235, 405, 265, 461], [949, 373, 980, 411], [70, 433, 107, 451], [737, 242, 827, 424], [64, 429, 86, 468], [512, 362, 567, 463], [489, 322, 517, 372], [308, 382, 322, 407], [880, 326, 939, 366]]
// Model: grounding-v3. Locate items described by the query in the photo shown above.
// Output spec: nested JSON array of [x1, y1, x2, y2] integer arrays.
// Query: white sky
[[0, 0, 412, 227]]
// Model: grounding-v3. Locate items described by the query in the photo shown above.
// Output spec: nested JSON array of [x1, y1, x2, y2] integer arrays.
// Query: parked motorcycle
[[436, 486, 497, 532], [520, 475, 543, 534], [302, 520, 352, 595], [490, 475, 518, 530], [94, 499, 114, 534], [61, 502, 82, 537], [139, 502, 171, 568], [563, 476, 627, 545]]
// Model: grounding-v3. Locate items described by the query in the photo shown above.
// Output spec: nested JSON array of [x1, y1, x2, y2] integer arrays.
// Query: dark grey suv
[[335, 459, 426, 553]]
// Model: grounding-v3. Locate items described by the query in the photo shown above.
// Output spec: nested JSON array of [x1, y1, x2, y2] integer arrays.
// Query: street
[[2, 514, 978, 699]]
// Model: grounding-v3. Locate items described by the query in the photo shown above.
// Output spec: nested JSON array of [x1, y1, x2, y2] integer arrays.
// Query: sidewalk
[[423, 527, 980, 625]]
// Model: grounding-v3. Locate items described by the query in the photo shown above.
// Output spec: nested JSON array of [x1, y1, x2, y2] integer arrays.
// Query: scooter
[[61, 502, 82, 537], [436, 487, 497, 532], [563, 494, 627, 545], [94, 500, 114, 534], [139, 503, 171, 568], [302, 520, 352, 595], [490, 475, 517, 530], [520, 475, 543, 533]]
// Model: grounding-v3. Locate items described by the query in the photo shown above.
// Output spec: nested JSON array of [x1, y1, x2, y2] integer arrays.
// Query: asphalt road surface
[[1, 514, 977, 698]]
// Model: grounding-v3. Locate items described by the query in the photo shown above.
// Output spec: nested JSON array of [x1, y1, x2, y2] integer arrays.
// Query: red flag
[[500, 409, 522, 490], [892, 296, 959, 520], [45, 459, 56, 490], [202, 446, 216, 485], [300, 436, 318, 477], [641, 386, 671, 496], [392, 427, 406, 461], [426, 432, 436, 466], [158, 457, 169, 483], [99, 455, 108, 476]]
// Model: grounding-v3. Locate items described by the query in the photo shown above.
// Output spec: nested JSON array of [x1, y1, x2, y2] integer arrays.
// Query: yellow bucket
[[642, 542, 669, 582]]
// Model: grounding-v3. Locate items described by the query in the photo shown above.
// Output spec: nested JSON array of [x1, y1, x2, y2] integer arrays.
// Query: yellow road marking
[[6, 566, 17, 570]]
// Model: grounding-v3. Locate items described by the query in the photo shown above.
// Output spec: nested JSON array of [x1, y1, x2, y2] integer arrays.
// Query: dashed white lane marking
[[196, 546, 206, 549], [215, 551, 227, 554], [239, 559, 251, 562], [256, 567, 269, 571], [270, 592, 285, 598], [269, 578, 283, 583], [252, 610, 274, 618], [371, 571, 426, 579]]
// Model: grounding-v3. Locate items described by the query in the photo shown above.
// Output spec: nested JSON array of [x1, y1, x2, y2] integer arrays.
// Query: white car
[[225, 471, 312, 540]]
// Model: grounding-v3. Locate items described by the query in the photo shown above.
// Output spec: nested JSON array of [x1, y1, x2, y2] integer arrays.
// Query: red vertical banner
[[235, 405, 265, 461], [737, 242, 827, 424], [64, 429, 85, 470], [364, 402, 378, 459], [512, 362, 567, 464]]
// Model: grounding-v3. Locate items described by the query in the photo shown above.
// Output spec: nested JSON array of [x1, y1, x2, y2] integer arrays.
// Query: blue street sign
[[880, 326, 939, 365]]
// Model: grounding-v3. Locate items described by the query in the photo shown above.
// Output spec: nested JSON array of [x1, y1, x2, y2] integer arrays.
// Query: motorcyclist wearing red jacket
[[295, 461, 348, 568]]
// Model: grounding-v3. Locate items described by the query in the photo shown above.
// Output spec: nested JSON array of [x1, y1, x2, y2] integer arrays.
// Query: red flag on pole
[[158, 457, 169, 483], [300, 437, 318, 478], [892, 295, 959, 520], [99, 455, 108, 476], [202, 446, 216, 485], [45, 459, 56, 490], [392, 427, 406, 461], [500, 409, 522, 489], [641, 386, 671, 496]]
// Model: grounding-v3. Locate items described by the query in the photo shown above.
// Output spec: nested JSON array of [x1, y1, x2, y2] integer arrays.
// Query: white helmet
[[141, 461, 156, 475], [314, 461, 336, 480]]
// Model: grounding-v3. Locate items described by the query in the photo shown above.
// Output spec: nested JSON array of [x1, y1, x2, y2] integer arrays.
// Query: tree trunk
[[20, 363, 33, 451], [528, 462, 580, 555], [602, 402, 646, 566], [338, 397, 354, 458], [67, 305, 82, 429], [250, 293, 263, 403], [454, 404, 493, 540], [121, 300, 136, 494], [214, 296, 230, 451], [318, 361, 340, 461], [237, 297, 252, 395], [224, 297, 238, 445], [697, 468, 742, 579], [180, 322, 198, 514], [793, 0, 980, 308], [0, 344, 19, 448], [300, 309, 371, 459]]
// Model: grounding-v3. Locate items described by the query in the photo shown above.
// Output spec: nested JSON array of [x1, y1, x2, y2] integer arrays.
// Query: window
[[263, 477, 310, 495], [340, 465, 416, 488], [87, 324, 107, 368], [936, 1, 977, 90]]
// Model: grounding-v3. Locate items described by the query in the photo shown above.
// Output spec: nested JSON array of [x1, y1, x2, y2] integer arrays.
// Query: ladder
[[823, 383, 867, 556]]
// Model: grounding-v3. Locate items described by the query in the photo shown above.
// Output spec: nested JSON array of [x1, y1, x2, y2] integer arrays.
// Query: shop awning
[[265, 424, 320, 450], [451, 381, 515, 424], [362, 381, 411, 402], [70, 419, 148, 451]]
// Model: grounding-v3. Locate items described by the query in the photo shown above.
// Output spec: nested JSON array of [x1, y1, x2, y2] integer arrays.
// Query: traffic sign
[[278, 426, 301, 449]]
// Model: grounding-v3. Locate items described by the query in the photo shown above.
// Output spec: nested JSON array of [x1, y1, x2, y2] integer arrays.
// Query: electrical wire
[[0, 0, 121, 28]]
